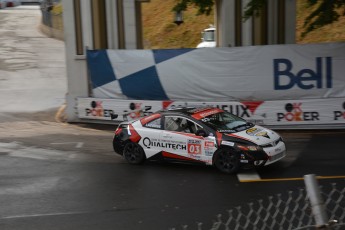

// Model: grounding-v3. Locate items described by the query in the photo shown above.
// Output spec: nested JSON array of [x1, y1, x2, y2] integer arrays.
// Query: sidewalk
[[0, 5, 66, 116]]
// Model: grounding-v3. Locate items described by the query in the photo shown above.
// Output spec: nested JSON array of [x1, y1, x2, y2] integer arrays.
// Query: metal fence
[[40, 2, 63, 31], [173, 175, 345, 230]]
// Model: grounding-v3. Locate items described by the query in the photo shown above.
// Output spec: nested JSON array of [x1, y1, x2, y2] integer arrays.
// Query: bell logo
[[274, 57, 332, 90]]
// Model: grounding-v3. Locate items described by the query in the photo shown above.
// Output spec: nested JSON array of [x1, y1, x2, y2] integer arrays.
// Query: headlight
[[237, 144, 262, 151]]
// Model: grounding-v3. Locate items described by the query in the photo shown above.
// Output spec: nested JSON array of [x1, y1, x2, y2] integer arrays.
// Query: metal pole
[[304, 174, 329, 229]]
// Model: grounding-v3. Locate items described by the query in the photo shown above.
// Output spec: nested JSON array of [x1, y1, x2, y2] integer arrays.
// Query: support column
[[216, 0, 235, 47], [106, 0, 119, 49], [62, 0, 90, 122], [242, 0, 252, 46], [123, 0, 137, 49], [285, 0, 296, 44]]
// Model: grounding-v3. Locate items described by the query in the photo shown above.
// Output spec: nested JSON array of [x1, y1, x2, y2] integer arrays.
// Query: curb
[[55, 104, 66, 123], [39, 23, 64, 41]]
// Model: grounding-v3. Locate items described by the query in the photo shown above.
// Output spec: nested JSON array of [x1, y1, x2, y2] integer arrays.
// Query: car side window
[[144, 118, 162, 129], [179, 118, 197, 133], [164, 117, 181, 131], [164, 116, 201, 134]]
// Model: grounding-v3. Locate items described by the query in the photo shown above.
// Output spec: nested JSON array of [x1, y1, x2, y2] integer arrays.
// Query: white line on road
[[0, 211, 92, 220], [50, 142, 84, 148], [237, 170, 261, 182]]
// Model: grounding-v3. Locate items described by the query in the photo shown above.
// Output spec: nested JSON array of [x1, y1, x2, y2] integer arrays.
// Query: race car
[[112, 107, 286, 174]]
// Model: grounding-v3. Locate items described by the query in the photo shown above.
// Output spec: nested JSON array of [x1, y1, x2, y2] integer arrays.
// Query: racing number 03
[[188, 143, 201, 154]]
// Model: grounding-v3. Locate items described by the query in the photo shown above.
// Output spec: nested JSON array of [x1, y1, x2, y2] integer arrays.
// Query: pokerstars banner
[[87, 42, 345, 101], [77, 98, 345, 128]]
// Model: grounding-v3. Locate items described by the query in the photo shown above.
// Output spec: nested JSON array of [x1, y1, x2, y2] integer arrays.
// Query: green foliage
[[172, 0, 214, 15], [302, 0, 345, 37], [174, 0, 345, 37], [243, 0, 267, 20]]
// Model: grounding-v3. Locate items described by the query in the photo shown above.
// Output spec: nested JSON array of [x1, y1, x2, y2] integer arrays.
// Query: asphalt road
[[0, 5, 345, 230], [1, 120, 345, 230]]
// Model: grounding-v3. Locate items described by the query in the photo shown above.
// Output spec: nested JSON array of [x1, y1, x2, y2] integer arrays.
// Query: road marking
[[237, 170, 261, 182], [240, 175, 345, 183], [0, 211, 92, 220], [51, 142, 84, 148]]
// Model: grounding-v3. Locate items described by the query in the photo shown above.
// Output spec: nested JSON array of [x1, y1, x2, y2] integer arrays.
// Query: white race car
[[113, 107, 286, 174]]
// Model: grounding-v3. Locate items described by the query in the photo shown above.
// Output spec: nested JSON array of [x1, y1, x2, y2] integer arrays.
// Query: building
[[61, 0, 296, 122]]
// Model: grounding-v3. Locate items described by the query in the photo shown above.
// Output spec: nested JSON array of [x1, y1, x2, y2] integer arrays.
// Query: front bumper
[[262, 141, 286, 165]]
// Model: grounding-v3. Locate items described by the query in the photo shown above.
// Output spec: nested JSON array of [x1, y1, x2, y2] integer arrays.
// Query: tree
[[173, 0, 345, 37], [302, 0, 345, 37], [172, 0, 214, 15]]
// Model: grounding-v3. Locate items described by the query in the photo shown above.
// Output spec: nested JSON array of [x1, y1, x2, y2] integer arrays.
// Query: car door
[[136, 115, 163, 159], [161, 115, 217, 164]]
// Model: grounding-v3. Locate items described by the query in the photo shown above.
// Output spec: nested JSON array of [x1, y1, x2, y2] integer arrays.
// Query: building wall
[[62, 0, 89, 121], [62, 0, 142, 121]]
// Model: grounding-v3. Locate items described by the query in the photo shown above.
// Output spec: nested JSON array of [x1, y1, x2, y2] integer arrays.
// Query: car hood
[[224, 125, 280, 145]]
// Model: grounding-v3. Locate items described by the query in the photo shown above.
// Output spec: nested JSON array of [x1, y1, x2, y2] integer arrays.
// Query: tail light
[[128, 124, 141, 143], [115, 127, 123, 136]]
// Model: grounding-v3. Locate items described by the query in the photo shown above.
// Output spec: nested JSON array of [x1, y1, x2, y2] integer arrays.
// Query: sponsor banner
[[87, 43, 345, 101], [77, 98, 163, 121], [77, 98, 345, 127]]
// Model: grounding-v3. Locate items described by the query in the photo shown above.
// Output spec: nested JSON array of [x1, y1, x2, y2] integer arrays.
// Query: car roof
[[159, 106, 221, 117]]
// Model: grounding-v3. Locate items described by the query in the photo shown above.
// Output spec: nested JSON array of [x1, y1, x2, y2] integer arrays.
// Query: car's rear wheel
[[213, 148, 240, 174], [123, 142, 146, 164]]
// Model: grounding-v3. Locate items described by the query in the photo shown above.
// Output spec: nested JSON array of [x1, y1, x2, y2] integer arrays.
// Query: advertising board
[[87, 43, 345, 102], [77, 98, 345, 128]]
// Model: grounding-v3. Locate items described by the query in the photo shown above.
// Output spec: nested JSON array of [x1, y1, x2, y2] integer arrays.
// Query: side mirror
[[110, 114, 118, 120], [196, 129, 208, 137]]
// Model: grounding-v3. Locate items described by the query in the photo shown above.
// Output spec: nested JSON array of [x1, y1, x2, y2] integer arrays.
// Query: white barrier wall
[[83, 42, 345, 129], [77, 98, 345, 128]]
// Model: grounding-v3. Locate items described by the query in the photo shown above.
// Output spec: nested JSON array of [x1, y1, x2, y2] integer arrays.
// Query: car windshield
[[199, 111, 253, 133], [203, 30, 215, 41]]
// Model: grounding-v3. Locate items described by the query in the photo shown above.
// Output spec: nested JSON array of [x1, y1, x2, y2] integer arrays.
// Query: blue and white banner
[[87, 43, 345, 101]]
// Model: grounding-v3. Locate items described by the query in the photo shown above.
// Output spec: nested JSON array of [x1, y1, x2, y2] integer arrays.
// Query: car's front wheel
[[213, 148, 240, 174], [123, 142, 146, 164]]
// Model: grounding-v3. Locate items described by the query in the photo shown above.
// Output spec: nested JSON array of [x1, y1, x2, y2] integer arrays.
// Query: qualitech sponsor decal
[[334, 102, 345, 120], [85, 101, 115, 118], [142, 137, 187, 150], [277, 103, 319, 122], [274, 57, 332, 90]]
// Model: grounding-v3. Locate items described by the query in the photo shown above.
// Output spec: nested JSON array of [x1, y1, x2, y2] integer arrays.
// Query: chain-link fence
[[173, 176, 345, 230], [40, 0, 63, 31]]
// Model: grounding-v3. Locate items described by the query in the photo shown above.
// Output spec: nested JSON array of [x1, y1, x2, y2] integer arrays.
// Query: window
[[73, 0, 83, 55], [164, 116, 201, 134], [199, 111, 252, 133], [203, 30, 215, 42], [91, 0, 108, 49], [144, 118, 161, 129]]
